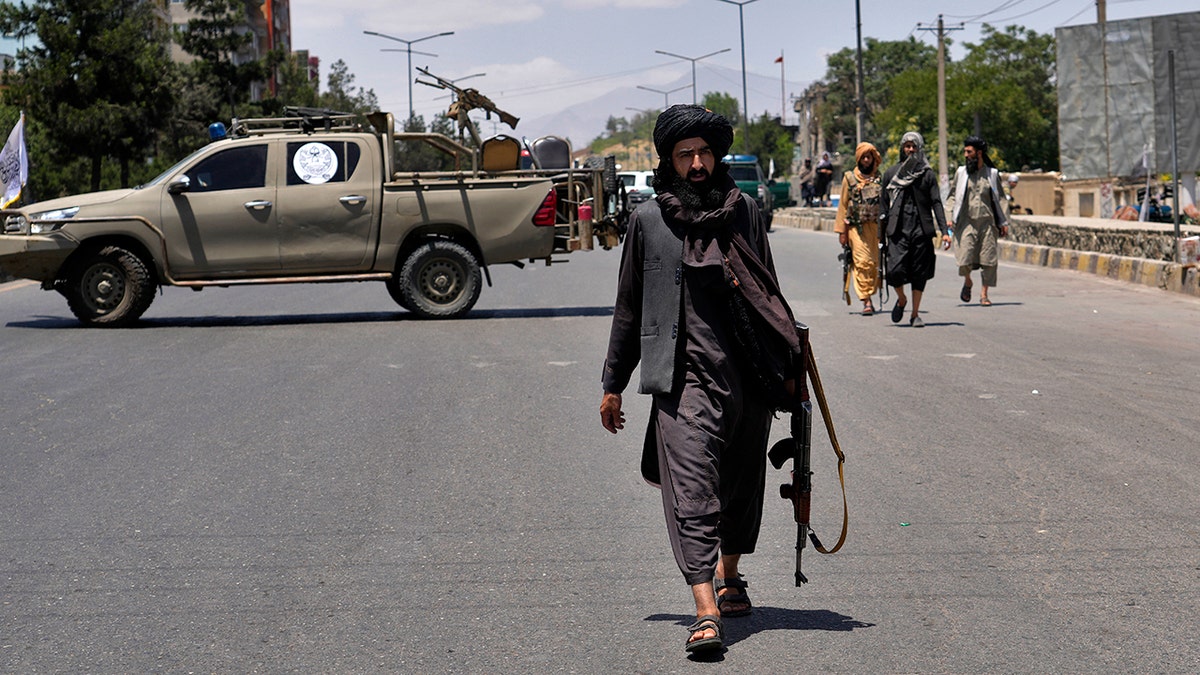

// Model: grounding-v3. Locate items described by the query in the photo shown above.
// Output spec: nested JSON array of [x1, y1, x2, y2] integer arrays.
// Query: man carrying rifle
[[600, 104, 803, 655]]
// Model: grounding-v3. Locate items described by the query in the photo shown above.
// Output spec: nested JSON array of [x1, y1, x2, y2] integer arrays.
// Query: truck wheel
[[64, 245, 157, 327], [396, 240, 481, 319]]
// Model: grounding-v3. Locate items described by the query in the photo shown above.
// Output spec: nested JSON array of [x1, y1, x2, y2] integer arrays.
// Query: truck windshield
[[728, 166, 760, 182], [139, 145, 213, 188]]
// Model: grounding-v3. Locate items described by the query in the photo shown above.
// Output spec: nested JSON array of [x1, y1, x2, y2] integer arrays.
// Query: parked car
[[618, 170, 656, 211]]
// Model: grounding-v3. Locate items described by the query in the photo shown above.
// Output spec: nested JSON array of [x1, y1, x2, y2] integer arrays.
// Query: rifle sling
[[806, 346, 848, 555]]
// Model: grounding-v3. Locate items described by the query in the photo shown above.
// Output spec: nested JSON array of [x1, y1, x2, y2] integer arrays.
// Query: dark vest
[[632, 200, 686, 395]]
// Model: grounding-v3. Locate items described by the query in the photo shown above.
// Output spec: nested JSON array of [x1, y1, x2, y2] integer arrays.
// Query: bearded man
[[879, 131, 950, 327], [946, 136, 1009, 306], [599, 104, 801, 654]]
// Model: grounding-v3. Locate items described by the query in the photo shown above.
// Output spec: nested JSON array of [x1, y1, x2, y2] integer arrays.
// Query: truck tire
[[64, 245, 157, 327], [395, 240, 481, 319]]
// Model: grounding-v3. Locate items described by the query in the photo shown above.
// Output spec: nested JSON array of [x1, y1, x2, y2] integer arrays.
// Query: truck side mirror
[[167, 176, 191, 194]]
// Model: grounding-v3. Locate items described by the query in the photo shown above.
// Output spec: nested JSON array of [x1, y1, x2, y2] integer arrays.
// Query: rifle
[[837, 245, 852, 305], [415, 67, 519, 140], [767, 322, 848, 587]]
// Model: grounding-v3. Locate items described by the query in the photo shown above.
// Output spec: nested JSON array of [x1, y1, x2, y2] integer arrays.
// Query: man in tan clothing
[[834, 142, 883, 315], [946, 136, 1009, 306]]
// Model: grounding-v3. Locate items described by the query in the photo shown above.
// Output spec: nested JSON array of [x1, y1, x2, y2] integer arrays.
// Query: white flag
[[0, 112, 28, 208]]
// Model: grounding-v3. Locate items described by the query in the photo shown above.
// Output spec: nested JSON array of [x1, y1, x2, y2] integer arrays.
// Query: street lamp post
[[716, 0, 758, 152], [363, 30, 454, 121], [636, 84, 691, 110], [654, 48, 731, 104]]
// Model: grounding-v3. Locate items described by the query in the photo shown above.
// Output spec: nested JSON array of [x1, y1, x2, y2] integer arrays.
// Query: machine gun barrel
[[416, 67, 519, 130]]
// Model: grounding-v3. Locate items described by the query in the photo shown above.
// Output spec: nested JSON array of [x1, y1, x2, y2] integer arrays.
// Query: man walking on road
[[947, 136, 1009, 306], [880, 131, 950, 326], [599, 104, 801, 655]]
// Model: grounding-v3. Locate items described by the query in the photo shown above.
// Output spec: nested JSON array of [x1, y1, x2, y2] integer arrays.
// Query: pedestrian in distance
[[797, 157, 816, 207], [814, 152, 834, 207], [879, 131, 950, 327], [834, 142, 884, 315], [946, 136, 1009, 306], [599, 104, 803, 655]]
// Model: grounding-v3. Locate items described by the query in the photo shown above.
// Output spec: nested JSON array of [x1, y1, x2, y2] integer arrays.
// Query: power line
[[943, 0, 1030, 22]]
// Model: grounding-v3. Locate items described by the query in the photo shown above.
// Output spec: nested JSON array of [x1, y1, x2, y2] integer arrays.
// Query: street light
[[715, 0, 759, 152], [637, 84, 691, 110], [363, 30, 454, 121], [654, 48, 731, 105]]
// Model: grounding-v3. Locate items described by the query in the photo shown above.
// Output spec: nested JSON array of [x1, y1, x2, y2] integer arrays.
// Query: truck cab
[[723, 154, 774, 224]]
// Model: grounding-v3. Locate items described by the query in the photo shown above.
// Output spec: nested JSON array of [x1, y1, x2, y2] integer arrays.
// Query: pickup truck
[[723, 154, 774, 225], [0, 109, 624, 326]]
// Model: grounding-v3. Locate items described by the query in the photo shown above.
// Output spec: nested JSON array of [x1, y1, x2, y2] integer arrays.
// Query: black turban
[[964, 135, 995, 167], [653, 104, 734, 160]]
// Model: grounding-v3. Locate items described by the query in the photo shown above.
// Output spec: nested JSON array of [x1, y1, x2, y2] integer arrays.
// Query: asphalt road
[[1, 229, 1197, 673]]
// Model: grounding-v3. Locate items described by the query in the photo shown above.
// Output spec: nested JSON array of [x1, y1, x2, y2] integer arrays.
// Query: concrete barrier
[[772, 207, 1200, 298]]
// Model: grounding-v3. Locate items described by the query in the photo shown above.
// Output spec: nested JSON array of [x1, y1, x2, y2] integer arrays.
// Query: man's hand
[[999, 225, 1009, 239], [838, 232, 848, 247], [600, 392, 625, 434]]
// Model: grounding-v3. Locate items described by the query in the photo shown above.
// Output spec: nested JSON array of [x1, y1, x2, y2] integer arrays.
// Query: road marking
[[946, 353, 976, 358], [865, 355, 898, 361], [0, 279, 37, 293], [547, 361, 576, 367]]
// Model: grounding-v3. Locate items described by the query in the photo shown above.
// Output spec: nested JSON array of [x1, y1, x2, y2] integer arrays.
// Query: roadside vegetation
[[590, 91, 794, 180], [0, 0, 381, 200], [809, 24, 1057, 174]]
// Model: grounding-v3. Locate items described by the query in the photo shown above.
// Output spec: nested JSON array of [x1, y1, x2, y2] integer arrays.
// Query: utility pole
[[918, 15, 963, 196], [1097, 0, 1106, 24], [854, 0, 865, 144]]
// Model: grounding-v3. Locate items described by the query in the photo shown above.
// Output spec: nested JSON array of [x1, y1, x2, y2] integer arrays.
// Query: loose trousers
[[848, 221, 881, 300], [653, 368, 773, 586]]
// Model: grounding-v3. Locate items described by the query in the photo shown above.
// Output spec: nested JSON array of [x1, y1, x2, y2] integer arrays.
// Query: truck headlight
[[31, 206, 80, 221], [3, 214, 28, 234]]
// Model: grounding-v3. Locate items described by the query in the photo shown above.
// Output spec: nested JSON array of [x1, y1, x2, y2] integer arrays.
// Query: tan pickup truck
[[0, 110, 624, 325]]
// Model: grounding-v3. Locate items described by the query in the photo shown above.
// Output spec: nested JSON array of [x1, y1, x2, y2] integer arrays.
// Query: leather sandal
[[715, 576, 752, 617], [685, 615, 724, 653]]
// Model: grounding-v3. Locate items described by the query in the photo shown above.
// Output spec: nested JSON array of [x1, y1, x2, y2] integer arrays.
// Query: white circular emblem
[[293, 142, 339, 184]]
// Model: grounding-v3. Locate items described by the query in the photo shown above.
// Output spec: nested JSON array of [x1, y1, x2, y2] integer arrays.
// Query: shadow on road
[[6, 306, 615, 329], [647, 606, 874, 653]]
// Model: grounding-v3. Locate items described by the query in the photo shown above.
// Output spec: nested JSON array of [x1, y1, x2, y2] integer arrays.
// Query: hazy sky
[[287, 0, 1185, 135]]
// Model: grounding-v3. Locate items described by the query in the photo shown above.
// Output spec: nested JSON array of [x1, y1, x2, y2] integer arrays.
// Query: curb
[[772, 209, 1200, 298]]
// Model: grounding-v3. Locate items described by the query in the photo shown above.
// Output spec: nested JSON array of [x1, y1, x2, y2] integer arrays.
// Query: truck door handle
[[339, 195, 367, 205], [244, 200, 273, 210]]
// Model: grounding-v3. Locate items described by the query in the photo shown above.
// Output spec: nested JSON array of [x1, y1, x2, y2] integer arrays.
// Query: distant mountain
[[518, 64, 810, 151]]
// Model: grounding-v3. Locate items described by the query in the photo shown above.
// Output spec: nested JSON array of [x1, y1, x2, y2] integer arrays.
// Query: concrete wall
[[772, 207, 1200, 297]]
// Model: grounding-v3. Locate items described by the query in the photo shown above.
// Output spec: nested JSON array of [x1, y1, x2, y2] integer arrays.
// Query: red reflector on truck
[[533, 190, 558, 227]]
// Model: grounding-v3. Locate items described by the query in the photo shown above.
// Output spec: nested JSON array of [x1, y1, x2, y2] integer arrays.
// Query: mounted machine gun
[[415, 67, 519, 147]]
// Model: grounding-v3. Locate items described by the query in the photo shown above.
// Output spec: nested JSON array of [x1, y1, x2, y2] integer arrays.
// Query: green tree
[[0, 0, 176, 191], [701, 91, 741, 126], [875, 24, 1058, 171], [176, 0, 265, 120], [817, 37, 937, 157], [319, 59, 379, 114], [744, 112, 794, 177]]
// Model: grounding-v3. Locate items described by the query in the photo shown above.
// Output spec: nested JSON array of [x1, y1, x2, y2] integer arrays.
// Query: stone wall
[[771, 207, 1200, 298], [1006, 216, 1199, 262]]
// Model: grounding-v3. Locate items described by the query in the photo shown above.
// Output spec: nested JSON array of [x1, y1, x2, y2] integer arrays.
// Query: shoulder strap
[[806, 346, 848, 555]]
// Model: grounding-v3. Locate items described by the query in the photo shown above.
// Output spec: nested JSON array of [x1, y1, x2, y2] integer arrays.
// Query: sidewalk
[[772, 207, 1200, 298]]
